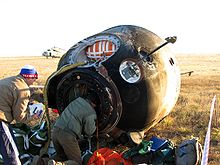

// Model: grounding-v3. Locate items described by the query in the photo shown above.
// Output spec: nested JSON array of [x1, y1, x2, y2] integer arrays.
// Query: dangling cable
[[96, 119, 99, 150]]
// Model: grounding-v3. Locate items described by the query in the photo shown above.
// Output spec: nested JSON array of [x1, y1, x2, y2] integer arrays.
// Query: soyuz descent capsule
[[45, 25, 181, 138]]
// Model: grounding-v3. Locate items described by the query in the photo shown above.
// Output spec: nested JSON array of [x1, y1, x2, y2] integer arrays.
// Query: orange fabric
[[87, 148, 133, 165], [86, 40, 116, 61]]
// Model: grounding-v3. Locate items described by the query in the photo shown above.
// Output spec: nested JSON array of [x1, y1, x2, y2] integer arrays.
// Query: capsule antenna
[[119, 36, 177, 83]]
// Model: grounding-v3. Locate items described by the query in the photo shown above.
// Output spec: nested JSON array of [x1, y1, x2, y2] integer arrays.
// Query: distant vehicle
[[42, 47, 66, 58], [0, 25, 181, 164]]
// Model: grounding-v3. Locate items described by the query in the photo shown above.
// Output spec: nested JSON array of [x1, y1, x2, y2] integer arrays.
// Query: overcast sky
[[0, 0, 220, 57]]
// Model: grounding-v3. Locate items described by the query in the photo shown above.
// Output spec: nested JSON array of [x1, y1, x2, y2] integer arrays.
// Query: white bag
[[28, 103, 44, 117]]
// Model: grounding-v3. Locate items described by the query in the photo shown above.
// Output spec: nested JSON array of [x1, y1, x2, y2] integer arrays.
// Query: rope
[[96, 119, 99, 150], [201, 95, 216, 165]]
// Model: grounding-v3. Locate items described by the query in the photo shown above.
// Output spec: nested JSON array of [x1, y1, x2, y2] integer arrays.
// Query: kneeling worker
[[0, 65, 39, 165], [49, 93, 99, 165]]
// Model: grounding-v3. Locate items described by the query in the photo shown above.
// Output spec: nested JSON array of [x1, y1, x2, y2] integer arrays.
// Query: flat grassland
[[0, 54, 220, 164]]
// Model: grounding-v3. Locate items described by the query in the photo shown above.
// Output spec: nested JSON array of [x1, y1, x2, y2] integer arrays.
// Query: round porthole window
[[119, 59, 142, 83]]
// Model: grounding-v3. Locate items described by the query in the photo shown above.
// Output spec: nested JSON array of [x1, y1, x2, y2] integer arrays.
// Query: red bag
[[87, 148, 133, 165]]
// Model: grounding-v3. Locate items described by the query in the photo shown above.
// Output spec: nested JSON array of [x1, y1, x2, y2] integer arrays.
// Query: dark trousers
[[52, 127, 82, 165], [0, 121, 21, 165]]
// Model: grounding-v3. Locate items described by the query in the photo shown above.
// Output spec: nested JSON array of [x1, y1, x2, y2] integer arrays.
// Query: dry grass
[[147, 54, 220, 164], [1, 54, 220, 164], [0, 56, 59, 84]]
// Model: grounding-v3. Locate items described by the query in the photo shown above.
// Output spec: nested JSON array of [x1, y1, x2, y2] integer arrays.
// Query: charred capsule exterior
[[45, 25, 180, 134]]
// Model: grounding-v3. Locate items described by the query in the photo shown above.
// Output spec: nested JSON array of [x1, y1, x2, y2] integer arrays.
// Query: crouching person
[[48, 93, 99, 165], [0, 65, 40, 165]]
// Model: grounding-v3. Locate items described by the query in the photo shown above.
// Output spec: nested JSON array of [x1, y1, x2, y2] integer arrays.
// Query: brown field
[[0, 54, 220, 164]]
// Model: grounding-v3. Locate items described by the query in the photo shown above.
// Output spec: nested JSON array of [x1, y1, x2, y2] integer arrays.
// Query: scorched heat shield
[[44, 25, 180, 135]]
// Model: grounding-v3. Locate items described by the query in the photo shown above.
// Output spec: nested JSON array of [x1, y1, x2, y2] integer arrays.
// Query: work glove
[[28, 103, 45, 118]]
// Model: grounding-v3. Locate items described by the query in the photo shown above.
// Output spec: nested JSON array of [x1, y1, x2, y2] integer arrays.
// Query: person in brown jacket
[[0, 65, 38, 165]]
